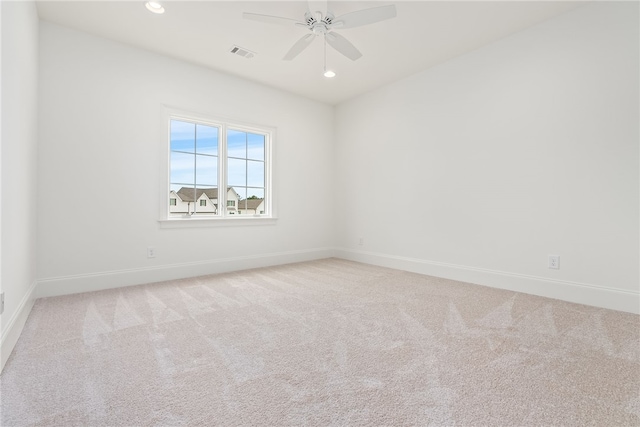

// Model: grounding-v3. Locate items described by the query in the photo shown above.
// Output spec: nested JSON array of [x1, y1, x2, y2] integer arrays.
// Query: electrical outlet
[[1, 292, 4, 315], [147, 247, 156, 258], [358, 237, 364, 246], [548, 255, 560, 269]]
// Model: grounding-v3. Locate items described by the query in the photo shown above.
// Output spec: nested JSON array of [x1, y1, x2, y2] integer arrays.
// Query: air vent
[[229, 46, 255, 59]]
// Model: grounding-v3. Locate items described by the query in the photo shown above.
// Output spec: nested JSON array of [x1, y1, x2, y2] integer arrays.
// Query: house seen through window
[[168, 115, 270, 218]]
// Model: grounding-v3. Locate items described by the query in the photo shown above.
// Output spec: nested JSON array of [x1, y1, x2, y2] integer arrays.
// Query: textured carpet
[[1, 258, 639, 426]]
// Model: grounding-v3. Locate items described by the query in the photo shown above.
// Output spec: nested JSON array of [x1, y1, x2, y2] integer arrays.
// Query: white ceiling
[[36, 1, 582, 105]]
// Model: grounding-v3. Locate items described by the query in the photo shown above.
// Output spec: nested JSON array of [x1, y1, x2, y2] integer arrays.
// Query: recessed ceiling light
[[145, 1, 165, 14], [323, 70, 336, 78]]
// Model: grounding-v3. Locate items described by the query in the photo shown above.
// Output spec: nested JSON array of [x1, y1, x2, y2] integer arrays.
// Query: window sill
[[159, 216, 278, 229]]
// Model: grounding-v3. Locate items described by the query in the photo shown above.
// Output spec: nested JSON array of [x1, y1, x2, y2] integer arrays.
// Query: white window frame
[[159, 106, 276, 228]]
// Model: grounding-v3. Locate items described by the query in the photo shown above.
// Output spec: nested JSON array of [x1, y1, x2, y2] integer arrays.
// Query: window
[[228, 129, 266, 213], [167, 112, 271, 220]]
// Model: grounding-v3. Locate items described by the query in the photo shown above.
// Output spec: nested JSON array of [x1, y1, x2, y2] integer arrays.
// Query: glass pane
[[234, 187, 247, 211], [170, 120, 195, 153], [196, 154, 217, 186], [195, 186, 217, 215], [170, 183, 188, 193], [247, 133, 264, 161], [227, 129, 247, 158], [242, 188, 265, 215], [247, 160, 264, 187], [176, 186, 196, 202], [228, 158, 246, 187], [170, 186, 196, 216], [170, 151, 194, 185], [246, 188, 264, 199], [224, 187, 239, 215], [196, 124, 218, 155], [169, 185, 195, 215]]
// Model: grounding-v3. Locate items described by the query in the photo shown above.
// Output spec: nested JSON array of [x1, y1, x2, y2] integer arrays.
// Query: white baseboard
[[335, 248, 640, 314], [29, 245, 640, 328], [1, 280, 38, 373], [37, 248, 335, 298]]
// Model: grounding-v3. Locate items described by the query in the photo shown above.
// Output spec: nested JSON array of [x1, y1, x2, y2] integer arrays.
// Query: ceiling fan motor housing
[[305, 11, 336, 35]]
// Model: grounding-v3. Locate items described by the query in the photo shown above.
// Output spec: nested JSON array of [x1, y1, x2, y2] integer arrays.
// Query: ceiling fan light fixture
[[145, 1, 165, 14], [323, 70, 336, 78]]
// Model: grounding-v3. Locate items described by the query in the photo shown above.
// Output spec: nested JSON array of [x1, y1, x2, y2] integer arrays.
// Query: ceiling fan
[[243, 1, 397, 62]]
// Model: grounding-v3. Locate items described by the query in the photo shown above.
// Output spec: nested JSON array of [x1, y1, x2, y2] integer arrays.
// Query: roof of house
[[238, 198, 264, 210], [176, 187, 220, 202]]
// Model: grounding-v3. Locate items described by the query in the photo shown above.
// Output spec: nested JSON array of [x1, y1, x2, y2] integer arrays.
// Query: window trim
[[159, 106, 276, 226]]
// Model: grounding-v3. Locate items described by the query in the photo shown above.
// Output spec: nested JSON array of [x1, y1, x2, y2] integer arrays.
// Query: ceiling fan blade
[[243, 12, 302, 26], [332, 5, 396, 29], [307, 0, 328, 17], [283, 34, 316, 60], [326, 32, 362, 61]]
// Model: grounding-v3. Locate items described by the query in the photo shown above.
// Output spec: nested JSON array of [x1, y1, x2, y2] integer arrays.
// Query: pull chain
[[323, 34, 327, 73], [323, 34, 335, 78]]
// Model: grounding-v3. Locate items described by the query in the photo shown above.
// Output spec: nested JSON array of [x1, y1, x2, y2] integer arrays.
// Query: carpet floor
[[1, 258, 639, 426]]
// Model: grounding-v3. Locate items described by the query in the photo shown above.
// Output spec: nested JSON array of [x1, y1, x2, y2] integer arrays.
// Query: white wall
[[1, 1, 39, 370], [37, 22, 335, 295], [334, 3, 639, 312], [19, 2, 640, 316]]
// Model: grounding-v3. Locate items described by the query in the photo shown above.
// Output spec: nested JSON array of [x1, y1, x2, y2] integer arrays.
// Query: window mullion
[[193, 125, 198, 215], [220, 124, 227, 218], [244, 133, 248, 213]]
